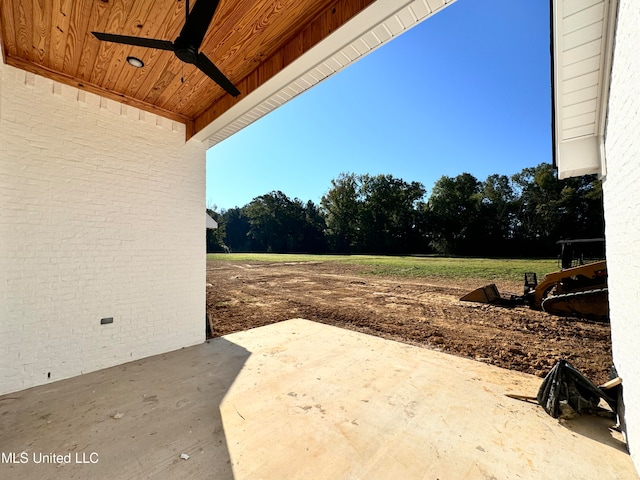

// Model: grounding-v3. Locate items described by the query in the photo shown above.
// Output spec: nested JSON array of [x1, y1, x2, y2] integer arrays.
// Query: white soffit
[[193, 0, 456, 148], [552, 0, 618, 179]]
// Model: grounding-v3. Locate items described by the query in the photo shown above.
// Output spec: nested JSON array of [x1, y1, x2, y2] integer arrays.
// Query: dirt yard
[[206, 260, 613, 385]]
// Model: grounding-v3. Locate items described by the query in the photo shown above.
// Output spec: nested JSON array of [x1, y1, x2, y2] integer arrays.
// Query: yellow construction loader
[[461, 239, 609, 321]]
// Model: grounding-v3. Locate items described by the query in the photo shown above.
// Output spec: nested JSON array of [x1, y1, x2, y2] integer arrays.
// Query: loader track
[[541, 287, 609, 322]]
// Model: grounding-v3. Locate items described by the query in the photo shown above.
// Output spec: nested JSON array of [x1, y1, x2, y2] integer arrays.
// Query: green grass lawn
[[206, 253, 558, 283]]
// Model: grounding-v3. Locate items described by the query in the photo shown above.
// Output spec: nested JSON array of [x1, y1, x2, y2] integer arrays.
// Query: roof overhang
[[551, 0, 619, 179], [193, 0, 456, 148], [0, 0, 455, 143], [207, 214, 219, 229]]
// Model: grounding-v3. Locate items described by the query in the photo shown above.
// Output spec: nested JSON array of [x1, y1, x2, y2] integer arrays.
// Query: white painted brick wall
[[602, 0, 640, 470], [0, 62, 206, 395]]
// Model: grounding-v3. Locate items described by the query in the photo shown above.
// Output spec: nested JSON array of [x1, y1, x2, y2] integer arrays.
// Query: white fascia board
[[192, 0, 456, 148], [552, 0, 618, 179]]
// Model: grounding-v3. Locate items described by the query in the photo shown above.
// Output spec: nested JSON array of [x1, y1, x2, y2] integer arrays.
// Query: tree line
[[207, 163, 604, 257]]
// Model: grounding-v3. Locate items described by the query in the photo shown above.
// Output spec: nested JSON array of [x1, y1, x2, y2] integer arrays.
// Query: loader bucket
[[460, 284, 501, 304]]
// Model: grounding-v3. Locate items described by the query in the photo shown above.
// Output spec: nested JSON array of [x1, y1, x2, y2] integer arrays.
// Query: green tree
[[510, 163, 604, 255], [301, 200, 327, 252], [211, 161, 604, 257], [555, 175, 604, 240], [244, 191, 315, 253], [321, 173, 427, 253], [357, 174, 426, 253], [511, 163, 561, 247], [427, 173, 482, 255], [223, 207, 251, 252], [479, 174, 517, 254], [320, 173, 360, 253]]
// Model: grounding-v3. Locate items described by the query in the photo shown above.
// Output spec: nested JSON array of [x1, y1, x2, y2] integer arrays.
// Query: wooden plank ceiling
[[0, 0, 374, 139]]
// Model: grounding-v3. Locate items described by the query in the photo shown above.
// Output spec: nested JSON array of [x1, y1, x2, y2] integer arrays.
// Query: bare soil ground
[[206, 260, 613, 385]]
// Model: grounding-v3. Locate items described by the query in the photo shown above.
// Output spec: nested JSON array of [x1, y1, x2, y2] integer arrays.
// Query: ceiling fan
[[92, 0, 240, 97]]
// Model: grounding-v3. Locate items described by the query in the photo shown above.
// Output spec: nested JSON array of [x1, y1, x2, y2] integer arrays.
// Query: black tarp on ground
[[537, 359, 617, 418]]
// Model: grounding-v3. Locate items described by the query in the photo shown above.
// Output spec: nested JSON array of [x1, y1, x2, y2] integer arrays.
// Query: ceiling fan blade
[[92, 32, 175, 51], [178, 0, 221, 49], [196, 52, 240, 97]]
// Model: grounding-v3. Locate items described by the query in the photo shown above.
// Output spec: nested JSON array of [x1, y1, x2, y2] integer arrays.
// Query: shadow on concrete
[[560, 413, 628, 454], [0, 337, 250, 480]]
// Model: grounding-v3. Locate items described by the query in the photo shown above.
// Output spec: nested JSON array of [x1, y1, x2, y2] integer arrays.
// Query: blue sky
[[206, 0, 551, 211]]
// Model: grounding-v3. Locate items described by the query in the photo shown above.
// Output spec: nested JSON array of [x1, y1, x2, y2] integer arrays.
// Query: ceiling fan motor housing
[[174, 39, 198, 64]]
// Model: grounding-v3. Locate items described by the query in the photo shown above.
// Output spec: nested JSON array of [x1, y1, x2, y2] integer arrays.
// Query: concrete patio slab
[[1, 319, 636, 479]]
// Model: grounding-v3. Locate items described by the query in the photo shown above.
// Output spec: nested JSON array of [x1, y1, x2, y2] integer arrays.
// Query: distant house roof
[[207, 214, 218, 230]]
